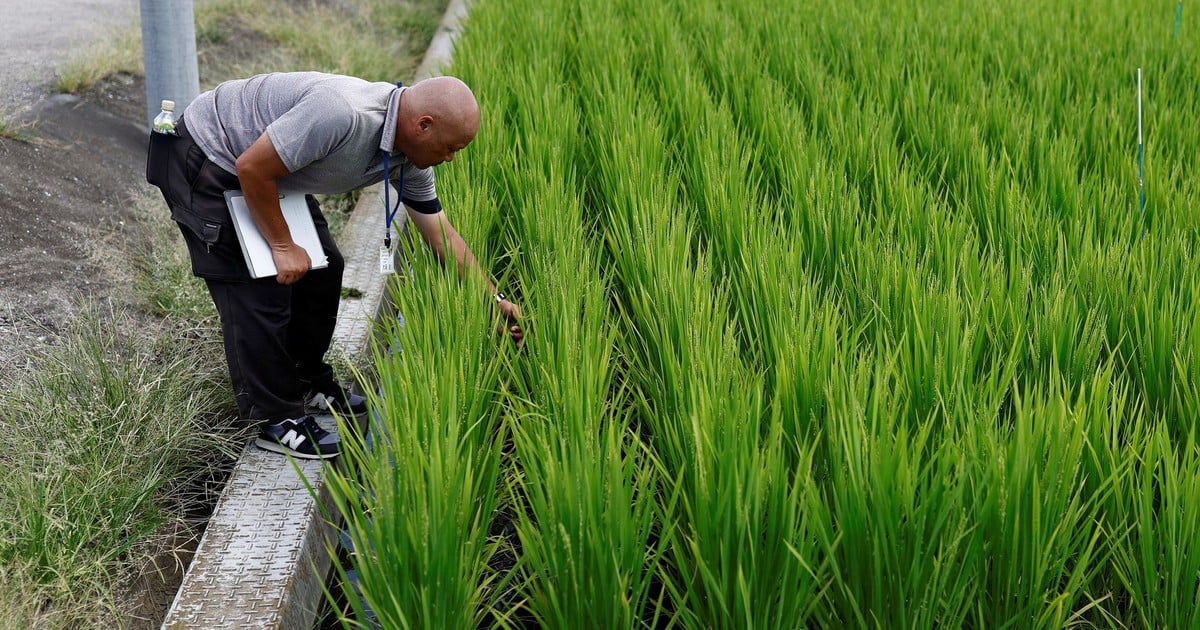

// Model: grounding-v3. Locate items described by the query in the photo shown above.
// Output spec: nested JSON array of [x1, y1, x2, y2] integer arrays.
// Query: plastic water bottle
[[152, 100, 177, 135]]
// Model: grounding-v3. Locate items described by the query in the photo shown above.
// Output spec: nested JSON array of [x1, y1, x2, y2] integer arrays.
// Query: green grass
[[0, 111, 32, 141], [55, 29, 144, 94], [190, 0, 443, 87], [56, 0, 445, 96], [0, 306, 237, 628], [328, 0, 1200, 626]]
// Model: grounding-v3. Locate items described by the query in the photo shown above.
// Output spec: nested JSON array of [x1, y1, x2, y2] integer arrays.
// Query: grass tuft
[[0, 305, 238, 628], [0, 111, 33, 141], [55, 29, 144, 94]]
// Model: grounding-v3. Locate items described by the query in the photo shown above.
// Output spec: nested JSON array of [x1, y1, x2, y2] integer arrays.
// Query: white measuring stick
[[1137, 67, 1146, 222]]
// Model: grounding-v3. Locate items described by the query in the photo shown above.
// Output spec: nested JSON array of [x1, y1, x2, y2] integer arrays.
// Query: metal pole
[[139, 0, 200, 129]]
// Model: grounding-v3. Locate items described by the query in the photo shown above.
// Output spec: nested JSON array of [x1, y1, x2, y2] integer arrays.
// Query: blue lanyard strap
[[383, 80, 405, 248], [382, 152, 405, 248]]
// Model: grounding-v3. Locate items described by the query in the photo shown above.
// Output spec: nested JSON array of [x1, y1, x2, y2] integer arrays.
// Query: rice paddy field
[[325, 0, 1200, 627]]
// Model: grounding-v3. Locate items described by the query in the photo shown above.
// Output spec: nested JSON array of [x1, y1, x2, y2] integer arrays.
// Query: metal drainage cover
[[162, 415, 340, 629]]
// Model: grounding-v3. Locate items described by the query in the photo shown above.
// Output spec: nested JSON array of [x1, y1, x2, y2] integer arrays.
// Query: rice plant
[[333, 0, 1200, 626]]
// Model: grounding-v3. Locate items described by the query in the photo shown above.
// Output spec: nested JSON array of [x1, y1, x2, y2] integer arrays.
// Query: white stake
[[1137, 68, 1143, 150], [1138, 68, 1146, 230]]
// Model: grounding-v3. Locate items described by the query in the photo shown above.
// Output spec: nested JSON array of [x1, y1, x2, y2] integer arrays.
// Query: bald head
[[408, 76, 479, 131], [395, 76, 480, 168]]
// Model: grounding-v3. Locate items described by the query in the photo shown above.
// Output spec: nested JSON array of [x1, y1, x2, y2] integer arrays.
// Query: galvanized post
[[139, 0, 200, 129]]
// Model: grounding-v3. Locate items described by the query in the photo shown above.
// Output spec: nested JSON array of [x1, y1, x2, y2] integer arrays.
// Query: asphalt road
[[0, 0, 139, 116]]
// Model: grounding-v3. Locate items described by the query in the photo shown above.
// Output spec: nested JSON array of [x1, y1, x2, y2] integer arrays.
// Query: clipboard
[[224, 190, 330, 279]]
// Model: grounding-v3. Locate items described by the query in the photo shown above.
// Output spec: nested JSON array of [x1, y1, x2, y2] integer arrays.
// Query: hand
[[272, 243, 312, 285], [496, 298, 524, 348]]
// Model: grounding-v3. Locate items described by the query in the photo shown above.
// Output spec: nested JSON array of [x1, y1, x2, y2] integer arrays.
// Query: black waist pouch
[[146, 131, 178, 188]]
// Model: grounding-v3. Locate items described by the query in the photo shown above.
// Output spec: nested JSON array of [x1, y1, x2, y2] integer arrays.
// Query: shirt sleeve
[[266, 88, 356, 173], [394, 162, 442, 214]]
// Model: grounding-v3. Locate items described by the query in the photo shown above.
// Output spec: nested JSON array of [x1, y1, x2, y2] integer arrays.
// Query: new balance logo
[[279, 429, 307, 450]]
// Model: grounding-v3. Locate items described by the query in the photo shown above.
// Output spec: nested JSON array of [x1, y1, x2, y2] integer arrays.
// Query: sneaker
[[255, 416, 341, 460], [305, 382, 368, 417]]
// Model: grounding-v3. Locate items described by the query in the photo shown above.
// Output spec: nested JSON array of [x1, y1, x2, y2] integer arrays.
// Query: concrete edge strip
[[161, 1, 470, 627]]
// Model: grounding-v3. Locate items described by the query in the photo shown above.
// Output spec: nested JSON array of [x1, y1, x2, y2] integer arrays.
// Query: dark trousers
[[151, 119, 345, 423]]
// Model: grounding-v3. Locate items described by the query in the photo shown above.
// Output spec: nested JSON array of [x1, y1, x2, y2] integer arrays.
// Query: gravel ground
[[0, 0, 146, 375]]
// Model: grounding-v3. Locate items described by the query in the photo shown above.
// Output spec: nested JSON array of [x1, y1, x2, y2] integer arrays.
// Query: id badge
[[379, 246, 395, 274]]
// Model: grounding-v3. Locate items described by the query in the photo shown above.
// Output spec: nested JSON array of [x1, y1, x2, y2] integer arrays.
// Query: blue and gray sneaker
[[304, 382, 368, 417], [255, 416, 341, 460]]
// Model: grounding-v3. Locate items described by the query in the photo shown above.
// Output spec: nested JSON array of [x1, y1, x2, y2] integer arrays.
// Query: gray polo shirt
[[184, 72, 440, 213]]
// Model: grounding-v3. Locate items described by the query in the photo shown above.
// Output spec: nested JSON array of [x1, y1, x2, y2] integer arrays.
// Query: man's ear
[[418, 115, 434, 132]]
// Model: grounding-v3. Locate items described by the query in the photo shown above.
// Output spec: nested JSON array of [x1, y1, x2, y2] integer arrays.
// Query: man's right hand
[[237, 131, 308, 284], [272, 242, 312, 285]]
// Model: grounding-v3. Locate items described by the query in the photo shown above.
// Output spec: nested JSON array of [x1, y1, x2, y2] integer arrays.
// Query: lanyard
[[383, 80, 404, 249], [382, 152, 404, 248]]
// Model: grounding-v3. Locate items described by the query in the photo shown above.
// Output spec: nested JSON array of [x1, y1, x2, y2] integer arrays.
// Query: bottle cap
[[161, 99, 176, 111]]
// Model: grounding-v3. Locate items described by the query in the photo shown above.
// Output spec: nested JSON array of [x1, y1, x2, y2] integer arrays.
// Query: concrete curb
[[160, 1, 470, 627]]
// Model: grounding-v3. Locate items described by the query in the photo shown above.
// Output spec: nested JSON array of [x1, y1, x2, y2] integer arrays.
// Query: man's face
[[410, 120, 476, 169]]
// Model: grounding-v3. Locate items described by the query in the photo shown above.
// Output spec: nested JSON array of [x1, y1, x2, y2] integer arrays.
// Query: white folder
[[224, 190, 329, 279]]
